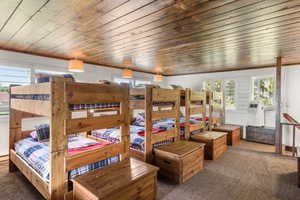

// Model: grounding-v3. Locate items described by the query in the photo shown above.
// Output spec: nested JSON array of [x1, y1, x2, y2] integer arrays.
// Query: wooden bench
[[213, 124, 241, 145], [154, 141, 205, 184], [190, 131, 227, 160], [72, 158, 158, 200]]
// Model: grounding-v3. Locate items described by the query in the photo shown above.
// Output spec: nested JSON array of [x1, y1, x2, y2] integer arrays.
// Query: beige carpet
[[0, 141, 299, 200]]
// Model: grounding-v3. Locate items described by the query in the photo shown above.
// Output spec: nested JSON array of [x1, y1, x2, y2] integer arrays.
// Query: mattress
[[15, 136, 119, 182], [92, 126, 173, 152], [132, 118, 176, 129]]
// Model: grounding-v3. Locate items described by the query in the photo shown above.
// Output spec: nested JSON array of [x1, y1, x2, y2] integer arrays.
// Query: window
[[203, 80, 212, 91], [0, 66, 31, 115], [224, 80, 236, 109], [203, 80, 221, 92], [252, 77, 274, 106], [114, 78, 151, 88]]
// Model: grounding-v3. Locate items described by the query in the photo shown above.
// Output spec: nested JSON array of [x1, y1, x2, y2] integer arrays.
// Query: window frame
[[223, 79, 237, 110], [0, 66, 32, 116], [251, 76, 275, 107], [202, 79, 237, 110]]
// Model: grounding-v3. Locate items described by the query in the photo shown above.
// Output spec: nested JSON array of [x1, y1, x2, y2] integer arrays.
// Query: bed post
[[185, 89, 191, 140], [120, 84, 130, 161], [49, 77, 68, 200], [145, 86, 153, 162], [202, 92, 207, 131], [9, 108, 22, 172], [208, 92, 213, 131], [174, 90, 180, 142]]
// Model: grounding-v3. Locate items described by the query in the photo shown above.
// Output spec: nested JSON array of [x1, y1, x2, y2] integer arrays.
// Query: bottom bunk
[[92, 125, 174, 161], [10, 135, 119, 199]]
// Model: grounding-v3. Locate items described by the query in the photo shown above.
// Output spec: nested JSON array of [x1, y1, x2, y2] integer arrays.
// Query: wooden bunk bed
[[9, 78, 157, 200], [129, 86, 205, 184], [180, 91, 227, 160], [208, 91, 241, 145], [180, 89, 207, 140], [129, 86, 181, 162]]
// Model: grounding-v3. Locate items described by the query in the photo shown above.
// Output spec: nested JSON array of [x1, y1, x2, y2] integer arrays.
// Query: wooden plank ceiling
[[0, 0, 300, 75]]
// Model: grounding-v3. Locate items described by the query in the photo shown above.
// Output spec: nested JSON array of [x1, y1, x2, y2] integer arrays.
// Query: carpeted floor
[[0, 141, 299, 200]]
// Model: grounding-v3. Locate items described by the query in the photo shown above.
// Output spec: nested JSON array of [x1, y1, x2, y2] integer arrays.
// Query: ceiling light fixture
[[153, 74, 163, 82], [122, 57, 134, 79], [68, 59, 84, 72]]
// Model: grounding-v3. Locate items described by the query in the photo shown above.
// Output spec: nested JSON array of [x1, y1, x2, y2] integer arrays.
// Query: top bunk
[[10, 77, 123, 117], [129, 87, 180, 111]]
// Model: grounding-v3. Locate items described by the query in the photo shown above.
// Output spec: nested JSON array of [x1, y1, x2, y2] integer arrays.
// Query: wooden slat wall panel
[[1, 0, 300, 75]]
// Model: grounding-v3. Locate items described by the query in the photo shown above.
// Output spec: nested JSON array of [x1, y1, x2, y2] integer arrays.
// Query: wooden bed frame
[[9, 77, 130, 200], [180, 89, 206, 140], [129, 86, 181, 162]]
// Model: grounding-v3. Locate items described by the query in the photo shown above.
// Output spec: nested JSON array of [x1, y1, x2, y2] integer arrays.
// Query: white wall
[[0, 50, 166, 156], [282, 66, 300, 147], [165, 66, 300, 146]]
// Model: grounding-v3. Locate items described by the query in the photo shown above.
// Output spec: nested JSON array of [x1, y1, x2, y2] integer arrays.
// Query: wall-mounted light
[[68, 59, 84, 72], [153, 74, 163, 82]]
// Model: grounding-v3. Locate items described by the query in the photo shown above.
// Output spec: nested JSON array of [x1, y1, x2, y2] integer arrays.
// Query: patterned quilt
[[92, 126, 173, 152], [15, 136, 119, 182]]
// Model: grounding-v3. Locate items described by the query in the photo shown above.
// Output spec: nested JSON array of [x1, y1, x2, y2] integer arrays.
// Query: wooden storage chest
[[154, 141, 205, 184], [246, 126, 275, 145], [72, 158, 158, 200], [191, 131, 227, 160], [213, 124, 241, 145]]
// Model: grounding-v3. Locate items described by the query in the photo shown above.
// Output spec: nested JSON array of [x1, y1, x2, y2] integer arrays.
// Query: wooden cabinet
[[72, 158, 158, 200], [246, 126, 275, 145], [191, 131, 227, 160], [154, 141, 205, 184], [213, 124, 241, 145]]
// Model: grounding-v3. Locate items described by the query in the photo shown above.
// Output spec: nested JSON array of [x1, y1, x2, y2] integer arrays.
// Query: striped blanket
[[15, 136, 119, 182], [92, 125, 174, 152]]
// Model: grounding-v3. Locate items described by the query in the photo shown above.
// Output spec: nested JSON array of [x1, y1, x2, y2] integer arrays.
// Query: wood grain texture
[[72, 158, 158, 200], [1, 0, 300, 75], [154, 141, 205, 184]]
